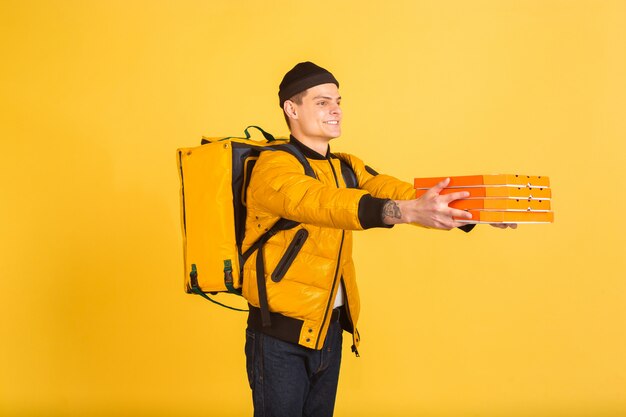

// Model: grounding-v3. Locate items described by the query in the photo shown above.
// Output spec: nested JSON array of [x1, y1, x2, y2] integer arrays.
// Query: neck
[[289, 132, 330, 157], [290, 135, 330, 158], [301, 138, 329, 157]]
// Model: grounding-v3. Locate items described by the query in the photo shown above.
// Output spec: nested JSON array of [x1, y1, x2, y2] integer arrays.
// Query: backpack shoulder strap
[[269, 143, 317, 179], [243, 142, 317, 327], [330, 153, 358, 189]]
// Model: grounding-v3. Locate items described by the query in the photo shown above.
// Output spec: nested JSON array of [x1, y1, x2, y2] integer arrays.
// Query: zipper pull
[[351, 344, 360, 358]]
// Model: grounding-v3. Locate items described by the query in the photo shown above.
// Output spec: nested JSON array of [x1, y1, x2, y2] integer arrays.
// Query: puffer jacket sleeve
[[335, 152, 416, 200], [249, 150, 373, 230]]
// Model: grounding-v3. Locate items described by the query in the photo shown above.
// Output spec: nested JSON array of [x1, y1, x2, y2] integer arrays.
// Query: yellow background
[[1, 0, 625, 416]]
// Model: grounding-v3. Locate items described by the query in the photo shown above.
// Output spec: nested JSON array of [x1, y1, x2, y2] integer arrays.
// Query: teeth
[[326, 121, 338, 125]]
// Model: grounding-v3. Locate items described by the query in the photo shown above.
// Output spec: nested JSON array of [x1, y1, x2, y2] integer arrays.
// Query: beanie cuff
[[279, 72, 338, 107]]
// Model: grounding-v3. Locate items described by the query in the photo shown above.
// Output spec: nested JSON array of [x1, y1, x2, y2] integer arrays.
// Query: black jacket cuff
[[358, 195, 393, 229], [458, 224, 476, 233]]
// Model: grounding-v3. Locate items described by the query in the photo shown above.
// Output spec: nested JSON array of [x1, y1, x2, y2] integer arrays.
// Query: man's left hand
[[490, 223, 517, 229]]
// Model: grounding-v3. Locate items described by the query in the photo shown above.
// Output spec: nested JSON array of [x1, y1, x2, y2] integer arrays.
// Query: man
[[241, 61, 514, 417]]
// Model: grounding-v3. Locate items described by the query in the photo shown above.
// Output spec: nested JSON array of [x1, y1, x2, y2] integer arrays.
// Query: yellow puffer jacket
[[242, 138, 415, 351]]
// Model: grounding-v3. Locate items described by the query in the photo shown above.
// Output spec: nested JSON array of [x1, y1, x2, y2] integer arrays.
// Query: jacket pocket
[[271, 228, 309, 282]]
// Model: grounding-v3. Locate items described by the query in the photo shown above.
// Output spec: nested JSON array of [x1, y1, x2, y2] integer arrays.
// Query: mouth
[[324, 120, 340, 125]]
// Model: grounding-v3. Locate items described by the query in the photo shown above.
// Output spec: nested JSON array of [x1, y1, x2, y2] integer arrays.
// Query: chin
[[327, 129, 342, 139]]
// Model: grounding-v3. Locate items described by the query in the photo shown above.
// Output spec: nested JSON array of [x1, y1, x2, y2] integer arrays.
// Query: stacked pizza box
[[413, 174, 554, 223]]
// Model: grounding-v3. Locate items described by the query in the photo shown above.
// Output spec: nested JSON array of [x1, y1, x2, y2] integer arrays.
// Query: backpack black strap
[[271, 143, 317, 177], [241, 144, 316, 327], [332, 154, 359, 189], [188, 263, 249, 312], [242, 218, 299, 326]]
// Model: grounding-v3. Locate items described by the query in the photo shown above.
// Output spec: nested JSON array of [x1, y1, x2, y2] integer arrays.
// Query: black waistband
[[247, 305, 346, 345], [247, 305, 303, 345]]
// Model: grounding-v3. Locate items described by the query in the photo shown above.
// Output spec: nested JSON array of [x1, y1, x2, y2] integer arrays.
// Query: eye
[[317, 101, 326, 106]]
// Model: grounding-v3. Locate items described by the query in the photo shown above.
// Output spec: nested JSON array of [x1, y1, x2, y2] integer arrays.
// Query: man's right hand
[[382, 178, 473, 230]]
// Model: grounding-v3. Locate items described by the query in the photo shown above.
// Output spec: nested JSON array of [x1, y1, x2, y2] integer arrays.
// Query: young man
[[241, 62, 513, 417]]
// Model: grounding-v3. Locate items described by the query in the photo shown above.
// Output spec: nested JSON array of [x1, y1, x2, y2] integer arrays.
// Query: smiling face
[[284, 83, 342, 146]]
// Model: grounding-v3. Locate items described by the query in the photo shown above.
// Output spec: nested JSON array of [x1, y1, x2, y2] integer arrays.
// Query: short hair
[[283, 89, 308, 129]]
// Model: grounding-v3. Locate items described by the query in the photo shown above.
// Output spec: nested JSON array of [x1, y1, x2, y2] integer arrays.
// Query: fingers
[[450, 208, 472, 220], [440, 190, 471, 203], [489, 223, 518, 229], [425, 178, 450, 196]]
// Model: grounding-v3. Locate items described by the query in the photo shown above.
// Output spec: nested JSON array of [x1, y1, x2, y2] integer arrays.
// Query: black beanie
[[278, 62, 339, 108]]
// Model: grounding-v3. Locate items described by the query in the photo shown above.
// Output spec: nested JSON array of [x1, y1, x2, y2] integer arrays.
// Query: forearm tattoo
[[382, 200, 402, 221]]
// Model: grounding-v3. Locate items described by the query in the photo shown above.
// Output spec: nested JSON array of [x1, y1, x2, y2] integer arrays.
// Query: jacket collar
[[289, 135, 330, 160]]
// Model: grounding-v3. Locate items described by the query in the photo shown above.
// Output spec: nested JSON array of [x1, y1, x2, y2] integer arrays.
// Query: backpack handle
[[244, 125, 276, 142], [204, 126, 280, 145]]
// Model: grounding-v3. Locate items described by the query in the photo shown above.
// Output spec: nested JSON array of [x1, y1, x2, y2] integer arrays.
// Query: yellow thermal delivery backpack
[[177, 126, 316, 312]]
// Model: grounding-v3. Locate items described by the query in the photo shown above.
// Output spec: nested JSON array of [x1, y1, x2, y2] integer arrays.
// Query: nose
[[330, 102, 342, 116]]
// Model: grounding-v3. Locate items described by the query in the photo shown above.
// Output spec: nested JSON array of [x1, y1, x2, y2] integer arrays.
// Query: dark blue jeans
[[245, 320, 343, 417]]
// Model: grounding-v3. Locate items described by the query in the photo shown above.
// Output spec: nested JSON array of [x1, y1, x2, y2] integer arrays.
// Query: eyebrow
[[313, 95, 342, 101]]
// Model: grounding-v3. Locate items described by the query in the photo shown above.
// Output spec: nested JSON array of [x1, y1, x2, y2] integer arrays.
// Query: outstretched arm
[[381, 178, 517, 230], [382, 178, 471, 229]]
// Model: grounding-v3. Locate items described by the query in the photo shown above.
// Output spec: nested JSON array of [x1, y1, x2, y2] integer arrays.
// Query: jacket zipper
[[315, 158, 346, 349], [315, 231, 344, 349], [329, 158, 360, 356], [271, 228, 309, 282], [340, 282, 360, 357]]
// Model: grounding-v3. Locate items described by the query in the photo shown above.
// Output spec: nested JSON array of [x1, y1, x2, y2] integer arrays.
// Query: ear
[[283, 100, 298, 120]]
